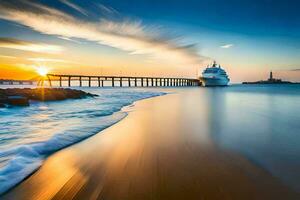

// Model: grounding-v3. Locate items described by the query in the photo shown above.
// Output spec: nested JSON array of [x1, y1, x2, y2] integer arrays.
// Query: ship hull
[[200, 77, 229, 87]]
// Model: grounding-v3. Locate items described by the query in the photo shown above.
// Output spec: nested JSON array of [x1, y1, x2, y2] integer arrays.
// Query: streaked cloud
[[0, 38, 63, 54], [13, 63, 36, 70], [0, 0, 207, 66], [220, 44, 234, 49], [58, 36, 82, 44], [0, 55, 17, 59], [96, 3, 119, 15], [59, 0, 88, 16], [27, 57, 78, 64], [276, 68, 300, 72]]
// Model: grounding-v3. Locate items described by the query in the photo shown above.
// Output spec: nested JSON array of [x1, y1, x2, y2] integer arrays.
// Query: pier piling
[[59, 77, 62, 87], [68, 77, 71, 87], [134, 78, 137, 87]]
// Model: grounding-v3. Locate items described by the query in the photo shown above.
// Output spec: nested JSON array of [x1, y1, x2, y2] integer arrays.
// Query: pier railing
[[45, 74, 201, 87], [0, 79, 33, 85]]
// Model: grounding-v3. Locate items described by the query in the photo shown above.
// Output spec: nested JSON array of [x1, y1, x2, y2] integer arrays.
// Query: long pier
[[46, 74, 201, 87]]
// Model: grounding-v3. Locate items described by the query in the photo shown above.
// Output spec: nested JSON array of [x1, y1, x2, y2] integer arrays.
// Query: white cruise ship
[[200, 61, 230, 86]]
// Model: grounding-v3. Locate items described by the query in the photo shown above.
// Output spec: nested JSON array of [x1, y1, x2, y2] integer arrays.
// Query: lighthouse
[[269, 71, 273, 81]]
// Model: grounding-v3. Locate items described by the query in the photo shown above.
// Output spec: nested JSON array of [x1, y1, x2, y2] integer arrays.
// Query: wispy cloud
[[13, 63, 36, 70], [276, 68, 300, 72], [0, 55, 17, 59], [220, 44, 234, 49], [0, 0, 207, 66], [27, 57, 78, 64], [0, 38, 63, 53], [59, 0, 88, 16], [58, 36, 82, 44], [96, 3, 119, 15]]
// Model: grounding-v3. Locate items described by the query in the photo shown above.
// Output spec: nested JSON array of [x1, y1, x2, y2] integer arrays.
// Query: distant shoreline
[[242, 82, 300, 85]]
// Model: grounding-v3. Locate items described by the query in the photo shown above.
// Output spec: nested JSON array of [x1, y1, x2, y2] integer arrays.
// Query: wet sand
[[3, 89, 299, 200]]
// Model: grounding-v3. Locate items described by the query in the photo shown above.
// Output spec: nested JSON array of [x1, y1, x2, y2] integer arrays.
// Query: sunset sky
[[0, 0, 299, 82]]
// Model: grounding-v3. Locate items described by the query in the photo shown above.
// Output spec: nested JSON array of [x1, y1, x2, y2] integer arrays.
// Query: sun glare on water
[[36, 66, 49, 77]]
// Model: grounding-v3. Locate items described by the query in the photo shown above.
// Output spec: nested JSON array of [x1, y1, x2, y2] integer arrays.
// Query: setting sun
[[36, 66, 49, 77]]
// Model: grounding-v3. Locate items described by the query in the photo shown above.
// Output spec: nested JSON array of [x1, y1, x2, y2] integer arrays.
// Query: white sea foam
[[0, 88, 165, 195]]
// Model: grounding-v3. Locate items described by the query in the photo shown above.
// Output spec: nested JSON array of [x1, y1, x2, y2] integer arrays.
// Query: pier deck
[[46, 74, 201, 87]]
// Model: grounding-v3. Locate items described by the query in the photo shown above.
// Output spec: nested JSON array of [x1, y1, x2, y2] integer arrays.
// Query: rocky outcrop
[[7, 96, 29, 106], [0, 103, 6, 108], [0, 88, 98, 107]]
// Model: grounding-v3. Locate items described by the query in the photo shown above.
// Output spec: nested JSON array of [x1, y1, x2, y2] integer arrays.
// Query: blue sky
[[0, 0, 299, 81], [103, 0, 299, 35]]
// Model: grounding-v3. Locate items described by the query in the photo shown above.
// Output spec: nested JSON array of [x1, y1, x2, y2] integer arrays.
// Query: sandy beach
[[3, 89, 299, 200]]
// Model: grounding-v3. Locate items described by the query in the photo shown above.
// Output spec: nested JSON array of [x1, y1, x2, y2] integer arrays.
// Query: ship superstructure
[[200, 61, 230, 86]]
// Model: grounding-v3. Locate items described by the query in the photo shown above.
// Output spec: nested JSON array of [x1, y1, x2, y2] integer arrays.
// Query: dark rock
[[0, 88, 97, 108], [7, 96, 29, 106], [0, 103, 6, 108], [0, 97, 7, 104]]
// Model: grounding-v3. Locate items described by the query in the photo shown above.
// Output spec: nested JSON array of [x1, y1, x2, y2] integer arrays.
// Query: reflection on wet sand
[[3, 89, 299, 200]]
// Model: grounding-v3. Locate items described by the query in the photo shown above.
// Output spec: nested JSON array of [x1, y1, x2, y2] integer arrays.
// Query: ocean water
[[0, 87, 165, 194], [1, 84, 300, 194], [195, 84, 300, 191]]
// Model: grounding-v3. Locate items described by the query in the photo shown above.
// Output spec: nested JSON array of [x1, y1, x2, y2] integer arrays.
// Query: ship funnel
[[213, 61, 217, 67]]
